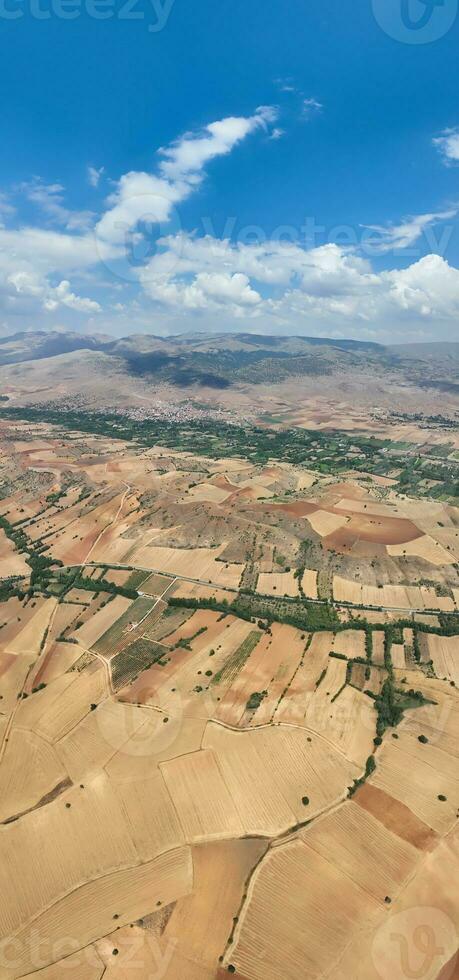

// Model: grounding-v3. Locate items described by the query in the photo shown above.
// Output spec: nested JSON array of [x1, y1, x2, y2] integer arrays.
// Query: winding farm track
[[83, 482, 132, 565], [92, 576, 178, 696]]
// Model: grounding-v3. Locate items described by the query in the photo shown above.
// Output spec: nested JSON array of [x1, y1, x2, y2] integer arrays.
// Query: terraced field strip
[[212, 631, 262, 686], [140, 571, 175, 596], [111, 637, 168, 690], [92, 595, 158, 655]]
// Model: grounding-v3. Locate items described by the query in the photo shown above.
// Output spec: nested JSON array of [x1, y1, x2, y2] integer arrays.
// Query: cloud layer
[[1, 108, 459, 341], [0, 108, 278, 327], [138, 233, 459, 331]]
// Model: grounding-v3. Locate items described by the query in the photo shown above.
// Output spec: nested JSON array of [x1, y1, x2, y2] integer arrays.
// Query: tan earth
[[0, 412, 457, 979]]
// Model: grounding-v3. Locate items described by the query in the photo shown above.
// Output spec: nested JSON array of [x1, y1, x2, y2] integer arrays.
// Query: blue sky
[[1, 0, 459, 342]]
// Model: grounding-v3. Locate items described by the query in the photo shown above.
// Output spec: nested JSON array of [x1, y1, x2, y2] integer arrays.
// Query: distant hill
[[0, 330, 113, 367], [0, 329, 457, 391], [388, 341, 459, 365]]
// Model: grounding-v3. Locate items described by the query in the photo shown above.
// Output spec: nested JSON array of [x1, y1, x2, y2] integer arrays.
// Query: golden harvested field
[[0, 529, 29, 577], [215, 623, 305, 727], [5, 597, 57, 657], [332, 628, 366, 658], [306, 508, 348, 536], [141, 571, 174, 595], [111, 768, 186, 861], [46, 600, 84, 642], [256, 570, 300, 597], [333, 575, 453, 610], [101, 567, 131, 586], [226, 797, 456, 979], [226, 837, 381, 979], [1, 846, 193, 978], [333, 574, 362, 604], [20, 950, 106, 978], [30, 639, 85, 688], [305, 676, 376, 767], [387, 533, 456, 565], [302, 568, 318, 599], [295, 470, 316, 490], [333, 831, 459, 980], [187, 482, 232, 503], [121, 543, 242, 589], [0, 727, 68, 823], [171, 579, 233, 602], [391, 642, 406, 668], [69, 595, 133, 648], [424, 633, 459, 685], [0, 649, 37, 715], [372, 630, 386, 665], [159, 839, 268, 976], [17, 664, 108, 740], [161, 748, 245, 842], [203, 722, 360, 834], [370, 709, 459, 833], [160, 608, 225, 648], [0, 417, 457, 977], [274, 632, 332, 724], [55, 700, 162, 782]]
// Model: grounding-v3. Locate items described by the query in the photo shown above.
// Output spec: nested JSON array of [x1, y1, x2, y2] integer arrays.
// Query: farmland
[[0, 406, 457, 978]]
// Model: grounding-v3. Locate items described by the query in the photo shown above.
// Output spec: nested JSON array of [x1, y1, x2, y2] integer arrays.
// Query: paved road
[[67, 560, 456, 620]]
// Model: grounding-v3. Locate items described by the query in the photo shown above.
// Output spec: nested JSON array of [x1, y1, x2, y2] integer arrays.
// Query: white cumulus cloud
[[137, 231, 459, 332], [96, 107, 278, 248], [158, 106, 277, 181], [20, 178, 95, 231], [302, 98, 323, 117], [433, 127, 459, 165], [362, 207, 458, 253], [87, 165, 105, 188], [6, 268, 100, 314]]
